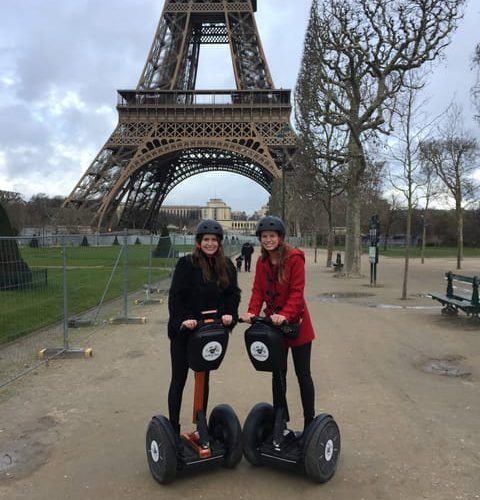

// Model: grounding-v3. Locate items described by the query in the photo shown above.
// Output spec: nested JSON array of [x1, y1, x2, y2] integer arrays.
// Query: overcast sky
[[0, 0, 479, 214]]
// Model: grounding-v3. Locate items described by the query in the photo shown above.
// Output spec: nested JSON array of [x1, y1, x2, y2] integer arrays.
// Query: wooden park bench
[[430, 271, 480, 317]]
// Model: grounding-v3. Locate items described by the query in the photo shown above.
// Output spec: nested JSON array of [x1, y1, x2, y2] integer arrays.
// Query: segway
[[242, 317, 341, 483], [146, 316, 242, 484]]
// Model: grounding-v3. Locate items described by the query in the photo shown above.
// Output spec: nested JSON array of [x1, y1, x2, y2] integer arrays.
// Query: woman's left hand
[[221, 315, 233, 326], [270, 314, 287, 326]]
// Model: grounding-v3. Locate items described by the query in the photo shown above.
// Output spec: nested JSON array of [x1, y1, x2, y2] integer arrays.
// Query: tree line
[[270, 0, 479, 298]]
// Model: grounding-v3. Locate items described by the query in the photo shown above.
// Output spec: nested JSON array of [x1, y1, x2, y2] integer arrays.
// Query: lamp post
[[369, 214, 380, 286]]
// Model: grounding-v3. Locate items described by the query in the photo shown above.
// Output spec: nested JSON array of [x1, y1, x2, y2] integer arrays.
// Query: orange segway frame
[[181, 318, 216, 459]]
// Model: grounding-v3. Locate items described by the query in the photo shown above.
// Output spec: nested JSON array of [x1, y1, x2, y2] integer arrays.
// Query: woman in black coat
[[167, 219, 240, 442]]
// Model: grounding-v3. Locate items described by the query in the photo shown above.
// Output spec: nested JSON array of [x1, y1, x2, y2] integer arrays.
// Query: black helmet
[[195, 219, 224, 241], [255, 216, 285, 237]]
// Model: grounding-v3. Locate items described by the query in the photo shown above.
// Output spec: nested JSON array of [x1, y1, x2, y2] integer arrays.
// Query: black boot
[[303, 416, 314, 434], [298, 416, 314, 446], [171, 422, 185, 457]]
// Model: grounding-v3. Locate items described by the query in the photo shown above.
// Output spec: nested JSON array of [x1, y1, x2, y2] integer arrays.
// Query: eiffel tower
[[63, 0, 296, 230]]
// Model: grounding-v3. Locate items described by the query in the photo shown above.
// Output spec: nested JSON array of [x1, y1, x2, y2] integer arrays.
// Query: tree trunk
[[421, 217, 426, 264], [456, 200, 463, 270], [345, 185, 362, 276], [344, 139, 363, 277], [326, 230, 334, 267], [402, 204, 412, 300]]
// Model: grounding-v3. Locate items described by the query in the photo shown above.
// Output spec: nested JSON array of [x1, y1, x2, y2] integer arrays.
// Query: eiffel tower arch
[[63, 0, 297, 230]]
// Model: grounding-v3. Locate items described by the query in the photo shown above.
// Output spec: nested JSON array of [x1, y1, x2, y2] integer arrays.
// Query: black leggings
[[168, 335, 209, 433], [272, 342, 315, 426]]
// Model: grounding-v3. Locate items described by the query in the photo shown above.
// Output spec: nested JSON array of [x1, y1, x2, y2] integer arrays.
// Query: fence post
[[123, 228, 128, 318], [38, 235, 93, 360], [62, 235, 69, 349], [110, 229, 146, 325], [135, 232, 162, 306]]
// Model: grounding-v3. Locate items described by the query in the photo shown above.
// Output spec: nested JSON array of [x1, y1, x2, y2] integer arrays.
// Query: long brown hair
[[191, 240, 231, 289], [260, 242, 293, 283]]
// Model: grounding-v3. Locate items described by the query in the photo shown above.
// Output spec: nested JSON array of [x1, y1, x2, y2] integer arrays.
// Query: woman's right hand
[[239, 312, 255, 324], [181, 319, 198, 330]]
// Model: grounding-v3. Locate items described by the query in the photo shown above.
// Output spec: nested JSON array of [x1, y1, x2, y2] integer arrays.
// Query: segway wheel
[[242, 402, 274, 466], [146, 415, 177, 484], [303, 414, 341, 483], [208, 404, 243, 468]]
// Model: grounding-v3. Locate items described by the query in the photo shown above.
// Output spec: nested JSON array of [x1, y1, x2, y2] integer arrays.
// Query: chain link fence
[[0, 231, 246, 388], [0, 232, 172, 387]]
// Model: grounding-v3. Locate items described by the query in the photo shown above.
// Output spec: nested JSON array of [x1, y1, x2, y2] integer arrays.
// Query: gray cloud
[[0, 0, 478, 211]]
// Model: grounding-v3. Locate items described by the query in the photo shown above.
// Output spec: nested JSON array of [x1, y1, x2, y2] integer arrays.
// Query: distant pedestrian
[[235, 255, 243, 272], [241, 241, 254, 272]]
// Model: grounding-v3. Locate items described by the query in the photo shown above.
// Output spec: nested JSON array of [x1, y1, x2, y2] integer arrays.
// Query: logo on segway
[[250, 341, 269, 362], [202, 341, 223, 361]]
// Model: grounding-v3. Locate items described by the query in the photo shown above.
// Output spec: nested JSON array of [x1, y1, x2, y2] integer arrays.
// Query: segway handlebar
[[180, 317, 232, 332], [239, 316, 298, 337]]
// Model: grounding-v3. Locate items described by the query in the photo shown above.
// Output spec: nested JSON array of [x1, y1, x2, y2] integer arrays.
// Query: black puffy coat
[[167, 254, 241, 339]]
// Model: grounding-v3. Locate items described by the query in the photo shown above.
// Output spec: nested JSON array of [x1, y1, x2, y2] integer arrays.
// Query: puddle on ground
[[369, 303, 440, 310], [314, 292, 376, 300], [309, 292, 440, 310], [420, 355, 471, 378]]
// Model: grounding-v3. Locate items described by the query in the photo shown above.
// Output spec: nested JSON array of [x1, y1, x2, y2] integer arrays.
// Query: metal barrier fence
[[0, 232, 244, 388]]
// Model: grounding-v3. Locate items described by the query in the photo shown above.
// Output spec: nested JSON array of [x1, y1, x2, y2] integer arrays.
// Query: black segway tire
[[208, 404, 243, 468], [146, 415, 177, 484], [303, 413, 341, 483], [242, 402, 274, 466]]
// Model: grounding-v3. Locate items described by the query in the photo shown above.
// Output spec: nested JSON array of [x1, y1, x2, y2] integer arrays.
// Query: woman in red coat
[[240, 215, 316, 433]]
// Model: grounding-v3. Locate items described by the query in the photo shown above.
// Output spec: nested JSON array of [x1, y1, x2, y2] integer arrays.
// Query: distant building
[[160, 198, 265, 233], [159, 205, 202, 219], [231, 220, 257, 232], [201, 199, 232, 228]]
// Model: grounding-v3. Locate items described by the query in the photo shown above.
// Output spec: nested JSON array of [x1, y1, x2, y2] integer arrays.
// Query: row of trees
[[2, 194, 96, 235], [5, 190, 480, 248], [273, 0, 479, 298]]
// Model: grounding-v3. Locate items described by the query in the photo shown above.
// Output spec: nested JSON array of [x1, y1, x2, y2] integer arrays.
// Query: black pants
[[272, 342, 315, 427], [244, 255, 252, 271], [168, 334, 210, 433]]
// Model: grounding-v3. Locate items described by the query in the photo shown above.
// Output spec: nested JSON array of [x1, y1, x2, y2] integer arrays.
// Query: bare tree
[[304, 0, 465, 276], [417, 156, 442, 264], [294, 7, 349, 267], [381, 193, 401, 252], [419, 104, 479, 269], [472, 43, 480, 123], [292, 130, 348, 266], [386, 71, 443, 298]]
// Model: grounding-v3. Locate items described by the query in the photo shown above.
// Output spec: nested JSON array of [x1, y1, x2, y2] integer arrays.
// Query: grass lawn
[[0, 245, 174, 344], [376, 246, 480, 258], [328, 245, 479, 259]]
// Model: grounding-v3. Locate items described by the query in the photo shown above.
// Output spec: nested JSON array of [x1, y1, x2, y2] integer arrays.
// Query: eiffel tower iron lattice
[[63, 0, 297, 230]]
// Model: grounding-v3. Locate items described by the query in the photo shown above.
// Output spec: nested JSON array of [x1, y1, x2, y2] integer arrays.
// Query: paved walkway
[[1, 249, 479, 499]]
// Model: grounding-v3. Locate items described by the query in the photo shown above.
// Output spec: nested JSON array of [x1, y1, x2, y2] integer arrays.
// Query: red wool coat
[[247, 247, 315, 347]]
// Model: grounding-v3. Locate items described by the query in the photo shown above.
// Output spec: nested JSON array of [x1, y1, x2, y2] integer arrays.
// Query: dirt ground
[[1, 249, 479, 500]]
